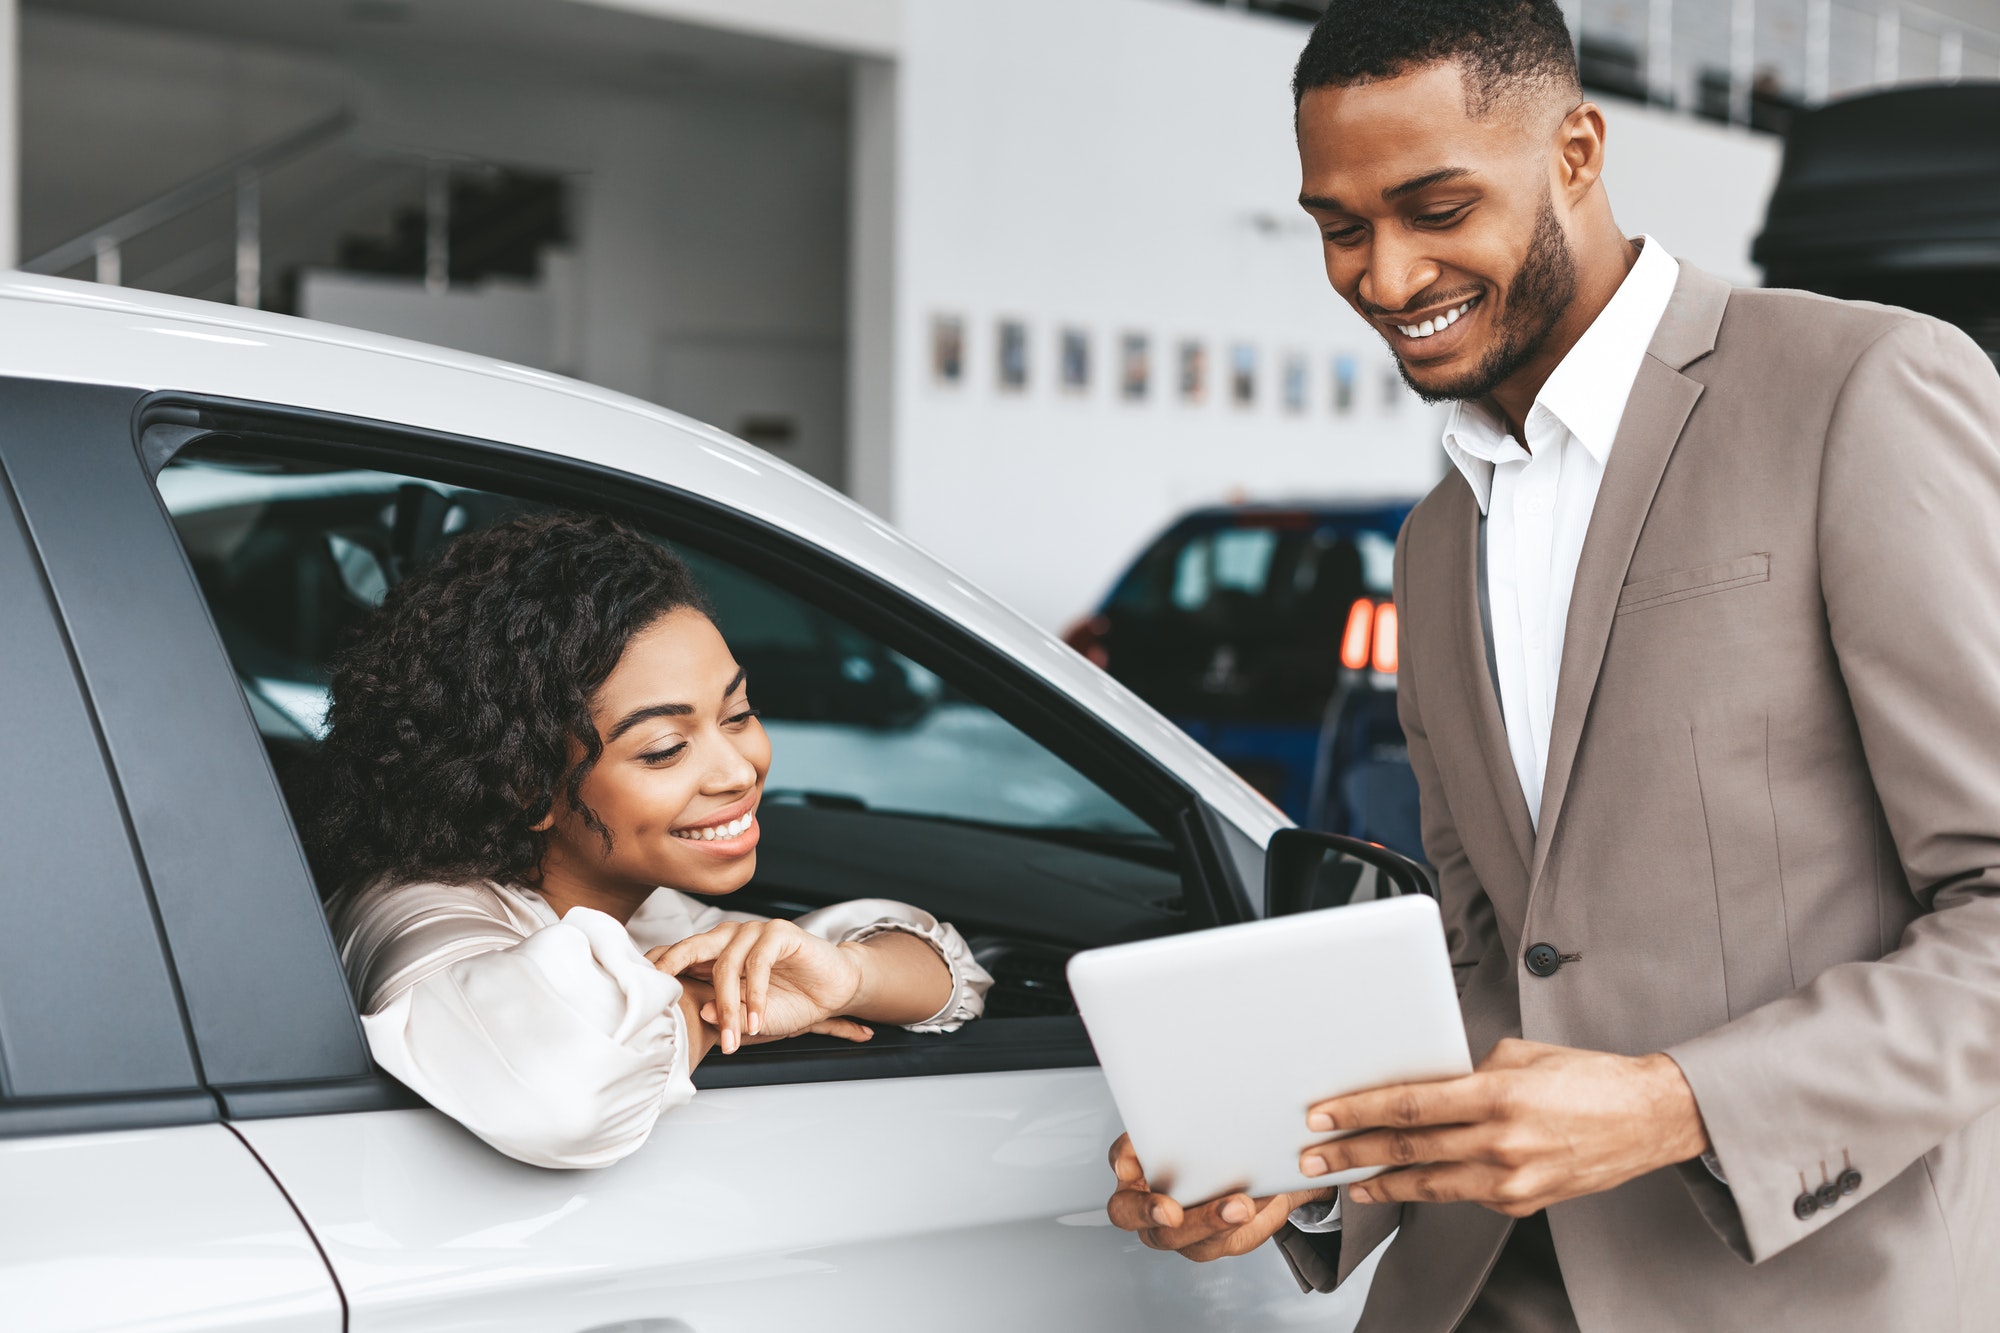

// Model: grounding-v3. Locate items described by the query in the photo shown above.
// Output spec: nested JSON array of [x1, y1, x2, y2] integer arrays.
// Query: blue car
[[1065, 501, 1425, 859]]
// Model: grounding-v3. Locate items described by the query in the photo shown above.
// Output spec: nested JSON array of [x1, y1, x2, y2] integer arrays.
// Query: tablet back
[[1068, 894, 1471, 1204]]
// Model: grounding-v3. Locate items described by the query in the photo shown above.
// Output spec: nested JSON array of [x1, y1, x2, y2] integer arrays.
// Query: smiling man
[[1104, 1, 2000, 1329]]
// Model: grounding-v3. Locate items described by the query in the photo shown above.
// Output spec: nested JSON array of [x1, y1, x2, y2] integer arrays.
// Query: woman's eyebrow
[[605, 670, 747, 743], [608, 702, 692, 742]]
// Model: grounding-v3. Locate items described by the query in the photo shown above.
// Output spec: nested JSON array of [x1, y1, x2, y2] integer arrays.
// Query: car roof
[[0, 273, 1283, 844]]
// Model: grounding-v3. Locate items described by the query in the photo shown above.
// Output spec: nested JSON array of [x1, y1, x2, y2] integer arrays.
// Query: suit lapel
[[1440, 483, 1535, 874], [1528, 265, 1733, 888]]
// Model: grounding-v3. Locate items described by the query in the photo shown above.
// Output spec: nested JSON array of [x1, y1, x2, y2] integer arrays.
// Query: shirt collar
[[1440, 235, 1681, 514]]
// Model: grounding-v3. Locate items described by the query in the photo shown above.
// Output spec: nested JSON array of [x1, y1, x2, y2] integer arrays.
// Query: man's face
[[1297, 62, 1576, 403]]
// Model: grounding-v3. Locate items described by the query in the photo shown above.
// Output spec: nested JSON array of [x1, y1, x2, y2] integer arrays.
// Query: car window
[[157, 441, 1188, 1032], [1110, 513, 1399, 634]]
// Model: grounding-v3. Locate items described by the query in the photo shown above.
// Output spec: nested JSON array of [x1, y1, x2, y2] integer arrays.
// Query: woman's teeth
[[1399, 302, 1472, 339], [673, 813, 755, 841]]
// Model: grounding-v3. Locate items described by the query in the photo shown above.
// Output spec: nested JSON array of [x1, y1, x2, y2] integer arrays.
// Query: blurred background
[[8, 0, 1996, 835]]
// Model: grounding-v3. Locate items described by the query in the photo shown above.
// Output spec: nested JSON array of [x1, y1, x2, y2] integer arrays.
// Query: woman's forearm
[[840, 931, 954, 1025], [677, 985, 720, 1069]]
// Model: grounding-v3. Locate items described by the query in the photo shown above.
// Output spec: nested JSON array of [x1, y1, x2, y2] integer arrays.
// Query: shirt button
[[1838, 1169, 1862, 1196], [1794, 1191, 1820, 1221], [1815, 1181, 1842, 1210], [1524, 943, 1562, 977]]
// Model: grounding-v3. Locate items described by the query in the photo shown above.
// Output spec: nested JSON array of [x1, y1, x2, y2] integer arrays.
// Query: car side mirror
[[1264, 828, 1434, 918]]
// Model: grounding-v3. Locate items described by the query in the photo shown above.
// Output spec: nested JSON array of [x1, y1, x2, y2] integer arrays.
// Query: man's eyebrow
[[1382, 167, 1474, 201], [1299, 167, 1477, 214]]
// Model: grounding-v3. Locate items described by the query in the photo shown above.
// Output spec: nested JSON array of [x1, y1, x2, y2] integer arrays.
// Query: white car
[[0, 274, 1383, 1332]]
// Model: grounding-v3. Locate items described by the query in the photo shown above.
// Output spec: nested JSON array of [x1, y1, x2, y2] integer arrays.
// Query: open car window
[[157, 441, 1193, 1046]]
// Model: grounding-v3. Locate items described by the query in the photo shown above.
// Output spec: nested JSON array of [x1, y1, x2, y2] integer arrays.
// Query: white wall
[[892, 0, 1445, 632], [1597, 98, 1782, 285]]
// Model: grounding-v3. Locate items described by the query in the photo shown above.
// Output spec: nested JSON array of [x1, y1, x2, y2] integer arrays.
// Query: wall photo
[[997, 318, 1029, 392], [931, 314, 965, 386]]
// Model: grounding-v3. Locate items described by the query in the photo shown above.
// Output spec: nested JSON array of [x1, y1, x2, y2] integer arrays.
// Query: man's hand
[[1300, 1038, 1709, 1217], [1105, 1133, 1334, 1261]]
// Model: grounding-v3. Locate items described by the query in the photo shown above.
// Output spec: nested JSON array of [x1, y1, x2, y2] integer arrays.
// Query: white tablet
[[1067, 893, 1471, 1204]]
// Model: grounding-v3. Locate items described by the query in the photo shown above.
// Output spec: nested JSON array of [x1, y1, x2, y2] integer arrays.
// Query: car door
[[0, 385, 342, 1333], [30, 384, 1362, 1332]]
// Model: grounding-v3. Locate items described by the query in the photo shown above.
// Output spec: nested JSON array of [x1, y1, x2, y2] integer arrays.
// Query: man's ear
[[1554, 100, 1608, 199]]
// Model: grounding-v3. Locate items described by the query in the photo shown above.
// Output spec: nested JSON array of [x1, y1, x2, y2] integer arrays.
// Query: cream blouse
[[330, 879, 992, 1169]]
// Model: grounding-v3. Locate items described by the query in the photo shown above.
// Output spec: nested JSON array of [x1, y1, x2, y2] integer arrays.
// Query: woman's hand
[[650, 920, 871, 1053]]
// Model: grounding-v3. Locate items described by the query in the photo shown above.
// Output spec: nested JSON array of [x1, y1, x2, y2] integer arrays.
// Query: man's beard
[[1396, 197, 1578, 404]]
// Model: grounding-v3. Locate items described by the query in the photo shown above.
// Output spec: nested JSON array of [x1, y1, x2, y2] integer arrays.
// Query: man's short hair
[[1293, 0, 1581, 118]]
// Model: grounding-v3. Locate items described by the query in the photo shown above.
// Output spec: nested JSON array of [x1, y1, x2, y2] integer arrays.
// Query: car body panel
[[236, 1072, 1347, 1332], [0, 274, 1282, 847], [0, 1124, 341, 1332]]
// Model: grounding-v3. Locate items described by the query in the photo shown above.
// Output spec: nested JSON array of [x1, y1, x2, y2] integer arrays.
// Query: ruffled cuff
[[793, 897, 992, 1032]]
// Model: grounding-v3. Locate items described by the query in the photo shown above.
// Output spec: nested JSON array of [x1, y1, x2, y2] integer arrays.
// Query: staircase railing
[[23, 109, 354, 308]]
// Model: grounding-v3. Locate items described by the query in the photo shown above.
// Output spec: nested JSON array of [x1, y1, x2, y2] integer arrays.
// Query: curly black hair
[[294, 510, 713, 894], [1293, 0, 1580, 117]]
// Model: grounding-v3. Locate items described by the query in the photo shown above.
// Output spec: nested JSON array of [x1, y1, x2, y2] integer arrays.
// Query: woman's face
[[541, 607, 771, 901]]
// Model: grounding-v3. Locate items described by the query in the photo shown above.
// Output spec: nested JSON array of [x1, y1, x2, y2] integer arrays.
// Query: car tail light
[[1340, 598, 1374, 671], [1372, 601, 1399, 675], [1341, 598, 1399, 675], [1063, 614, 1111, 669]]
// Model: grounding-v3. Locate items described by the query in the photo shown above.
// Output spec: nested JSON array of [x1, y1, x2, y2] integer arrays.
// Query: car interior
[[157, 438, 1199, 1048]]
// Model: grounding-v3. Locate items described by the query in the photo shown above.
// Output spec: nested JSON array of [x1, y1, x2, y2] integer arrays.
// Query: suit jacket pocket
[[1616, 553, 1770, 616]]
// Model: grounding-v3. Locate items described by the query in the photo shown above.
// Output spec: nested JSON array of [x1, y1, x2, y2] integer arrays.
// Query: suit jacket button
[[1838, 1169, 1862, 1196], [1794, 1192, 1820, 1220], [1816, 1181, 1842, 1210], [1525, 943, 1562, 977]]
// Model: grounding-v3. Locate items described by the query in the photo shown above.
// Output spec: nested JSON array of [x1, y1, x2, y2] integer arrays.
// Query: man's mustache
[[1356, 286, 1485, 319]]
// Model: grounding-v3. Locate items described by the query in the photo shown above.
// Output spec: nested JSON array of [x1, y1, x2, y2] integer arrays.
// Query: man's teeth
[[1399, 302, 1472, 339], [673, 813, 756, 841]]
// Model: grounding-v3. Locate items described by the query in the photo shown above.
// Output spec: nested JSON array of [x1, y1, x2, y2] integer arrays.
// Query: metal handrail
[[22, 108, 352, 278]]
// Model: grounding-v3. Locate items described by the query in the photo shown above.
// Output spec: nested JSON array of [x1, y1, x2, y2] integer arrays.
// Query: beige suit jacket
[[1283, 265, 2000, 1330]]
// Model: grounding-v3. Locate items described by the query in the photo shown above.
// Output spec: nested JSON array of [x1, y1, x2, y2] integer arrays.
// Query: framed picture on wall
[[1281, 351, 1307, 414], [1333, 353, 1357, 413], [997, 318, 1029, 392], [1120, 332, 1149, 401], [1177, 340, 1205, 404], [930, 314, 965, 386], [1230, 343, 1257, 407], [1060, 326, 1091, 393], [1383, 365, 1405, 409]]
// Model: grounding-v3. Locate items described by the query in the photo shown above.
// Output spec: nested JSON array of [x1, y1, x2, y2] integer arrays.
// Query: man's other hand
[[1106, 1133, 1334, 1261], [1299, 1038, 1710, 1217]]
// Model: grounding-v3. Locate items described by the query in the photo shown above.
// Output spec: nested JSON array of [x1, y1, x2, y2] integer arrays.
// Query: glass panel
[[158, 450, 1159, 844]]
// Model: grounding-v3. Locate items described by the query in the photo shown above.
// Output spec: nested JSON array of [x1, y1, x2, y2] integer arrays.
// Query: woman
[[302, 511, 990, 1169]]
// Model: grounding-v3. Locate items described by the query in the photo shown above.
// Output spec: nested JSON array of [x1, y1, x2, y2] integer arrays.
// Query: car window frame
[[134, 391, 1257, 1103]]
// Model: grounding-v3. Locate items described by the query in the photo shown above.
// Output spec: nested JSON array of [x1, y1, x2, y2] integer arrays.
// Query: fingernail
[[1220, 1199, 1250, 1224], [1301, 1156, 1327, 1177], [1307, 1112, 1333, 1131], [1151, 1204, 1173, 1226], [749, 1012, 761, 1036], [1350, 1185, 1373, 1204], [722, 1029, 735, 1053]]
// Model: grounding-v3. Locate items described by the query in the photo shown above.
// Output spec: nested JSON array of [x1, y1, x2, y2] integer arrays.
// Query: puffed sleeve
[[789, 897, 993, 1033], [338, 885, 695, 1169]]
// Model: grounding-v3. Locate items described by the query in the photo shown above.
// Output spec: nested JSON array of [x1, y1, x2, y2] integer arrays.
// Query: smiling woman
[[296, 511, 992, 1168]]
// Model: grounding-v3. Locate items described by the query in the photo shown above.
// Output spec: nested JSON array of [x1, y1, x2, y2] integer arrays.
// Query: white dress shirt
[[1442, 234, 1679, 827], [331, 878, 992, 1169], [1290, 237, 1681, 1237]]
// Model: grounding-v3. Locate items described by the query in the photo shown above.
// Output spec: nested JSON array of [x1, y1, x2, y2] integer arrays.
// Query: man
[[1105, 2, 2000, 1328]]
